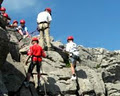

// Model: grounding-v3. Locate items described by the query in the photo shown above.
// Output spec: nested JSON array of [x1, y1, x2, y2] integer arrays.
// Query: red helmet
[[0, 7, 6, 11], [20, 19, 25, 24], [45, 8, 51, 13], [32, 37, 39, 43], [13, 20, 18, 24], [3, 13, 8, 18], [67, 36, 74, 41]]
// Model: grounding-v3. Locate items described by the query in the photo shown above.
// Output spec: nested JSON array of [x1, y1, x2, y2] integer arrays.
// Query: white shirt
[[37, 11, 52, 23], [66, 41, 79, 56]]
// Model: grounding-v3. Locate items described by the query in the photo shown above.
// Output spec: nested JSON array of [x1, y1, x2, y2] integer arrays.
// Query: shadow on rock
[[76, 69, 87, 79], [75, 69, 88, 96], [38, 77, 61, 96], [1, 61, 33, 96]]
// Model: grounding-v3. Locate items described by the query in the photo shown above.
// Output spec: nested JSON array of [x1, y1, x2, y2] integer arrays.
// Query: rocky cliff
[[0, 19, 120, 96], [0, 0, 3, 8]]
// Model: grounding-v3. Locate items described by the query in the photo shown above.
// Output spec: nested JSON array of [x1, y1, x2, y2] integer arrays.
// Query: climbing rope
[[29, 29, 39, 36], [40, 65, 48, 96]]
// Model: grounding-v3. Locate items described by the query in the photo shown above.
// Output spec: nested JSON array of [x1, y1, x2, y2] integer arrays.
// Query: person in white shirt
[[37, 8, 52, 51], [66, 36, 80, 80]]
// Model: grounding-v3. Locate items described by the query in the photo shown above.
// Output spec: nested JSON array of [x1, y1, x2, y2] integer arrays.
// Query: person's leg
[[24, 62, 35, 87], [70, 63, 76, 76], [73, 60, 77, 72], [38, 24, 45, 49], [36, 62, 41, 86], [69, 57, 77, 80], [44, 23, 51, 50], [27, 62, 35, 82]]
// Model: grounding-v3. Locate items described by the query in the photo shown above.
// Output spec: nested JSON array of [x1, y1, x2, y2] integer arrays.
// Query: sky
[[2, 0, 120, 51]]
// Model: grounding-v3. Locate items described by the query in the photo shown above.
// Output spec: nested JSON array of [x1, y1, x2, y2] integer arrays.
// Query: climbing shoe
[[71, 76, 76, 80]]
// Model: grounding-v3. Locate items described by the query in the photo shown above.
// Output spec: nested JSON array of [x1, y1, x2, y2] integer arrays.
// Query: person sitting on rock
[[25, 37, 46, 87], [65, 36, 80, 80], [8, 20, 18, 29], [0, 7, 11, 23], [18, 19, 30, 38], [12, 20, 18, 28], [2, 13, 11, 25], [2, 13, 8, 21]]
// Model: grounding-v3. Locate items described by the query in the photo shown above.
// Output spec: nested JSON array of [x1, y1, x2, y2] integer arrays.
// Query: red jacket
[[28, 43, 46, 62]]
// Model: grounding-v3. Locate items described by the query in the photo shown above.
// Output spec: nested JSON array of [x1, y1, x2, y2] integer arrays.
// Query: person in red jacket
[[25, 37, 46, 87]]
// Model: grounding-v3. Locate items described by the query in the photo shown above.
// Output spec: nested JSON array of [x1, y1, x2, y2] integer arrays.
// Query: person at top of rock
[[24, 37, 46, 87], [0, 7, 11, 23], [37, 8, 52, 51], [17, 19, 30, 38], [8, 20, 18, 29], [65, 36, 80, 80], [2, 13, 11, 25], [12, 20, 18, 28]]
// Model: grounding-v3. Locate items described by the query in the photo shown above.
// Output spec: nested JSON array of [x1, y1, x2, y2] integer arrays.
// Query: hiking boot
[[71, 76, 76, 80], [24, 81, 29, 87]]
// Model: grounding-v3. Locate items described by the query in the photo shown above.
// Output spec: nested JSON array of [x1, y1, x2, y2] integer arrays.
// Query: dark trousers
[[28, 61, 41, 74]]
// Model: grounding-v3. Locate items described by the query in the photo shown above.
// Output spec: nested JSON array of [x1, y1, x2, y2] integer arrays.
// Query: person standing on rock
[[66, 36, 80, 80], [25, 37, 46, 87], [37, 8, 52, 51]]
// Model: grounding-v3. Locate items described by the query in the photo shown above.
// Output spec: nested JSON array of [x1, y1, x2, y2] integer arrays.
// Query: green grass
[[65, 60, 71, 67], [96, 64, 101, 69]]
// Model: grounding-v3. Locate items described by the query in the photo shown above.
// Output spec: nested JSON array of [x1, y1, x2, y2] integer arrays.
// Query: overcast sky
[[2, 0, 120, 50]]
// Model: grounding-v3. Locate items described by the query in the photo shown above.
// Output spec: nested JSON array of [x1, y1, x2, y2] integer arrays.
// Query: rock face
[[1, 54, 38, 96], [1, 54, 25, 92], [0, 27, 9, 68], [0, 0, 3, 10], [77, 46, 120, 96], [0, 21, 34, 96], [0, 24, 9, 95], [2, 36, 120, 96], [0, 71, 8, 96], [0, 20, 120, 96], [0, 0, 3, 5], [31, 51, 106, 96]]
